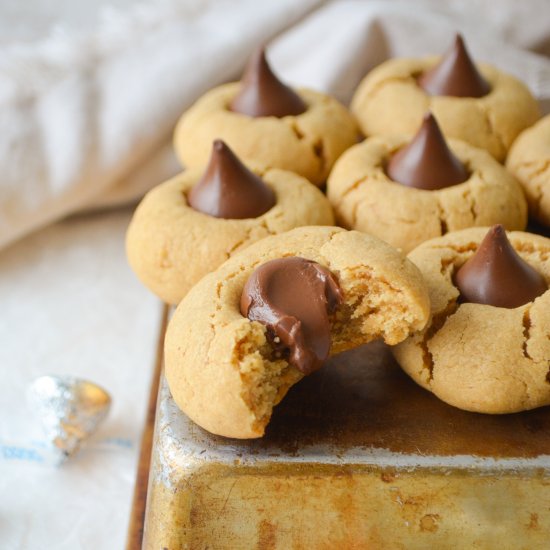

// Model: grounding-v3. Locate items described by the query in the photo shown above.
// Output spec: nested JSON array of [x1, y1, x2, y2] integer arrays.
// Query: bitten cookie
[[507, 114, 550, 227], [174, 49, 358, 186], [165, 226, 430, 438], [351, 35, 539, 161], [327, 115, 527, 253], [393, 226, 550, 414], [126, 142, 334, 304]]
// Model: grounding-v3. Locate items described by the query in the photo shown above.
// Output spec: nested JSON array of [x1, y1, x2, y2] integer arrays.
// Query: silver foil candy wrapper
[[28, 375, 111, 464]]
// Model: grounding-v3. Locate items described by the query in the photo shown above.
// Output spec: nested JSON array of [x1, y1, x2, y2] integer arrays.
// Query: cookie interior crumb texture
[[165, 226, 430, 438], [393, 227, 550, 414]]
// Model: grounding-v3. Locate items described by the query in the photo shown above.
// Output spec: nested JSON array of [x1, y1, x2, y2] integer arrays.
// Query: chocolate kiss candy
[[230, 47, 307, 118], [187, 140, 276, 219], [419, 34, 491, 98], [387, 113, 469, 190], [240, 257, 343, 375], [455, 225, 548, 308], [27, 375, 111, 464]]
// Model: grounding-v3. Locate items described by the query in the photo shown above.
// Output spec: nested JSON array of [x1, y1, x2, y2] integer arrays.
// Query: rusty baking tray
[[140, 336, 550, 549], [125, 223, 550, 549]]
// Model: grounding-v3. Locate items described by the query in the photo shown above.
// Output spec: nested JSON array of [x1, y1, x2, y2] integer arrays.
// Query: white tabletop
[[0, 208, 162, 549]]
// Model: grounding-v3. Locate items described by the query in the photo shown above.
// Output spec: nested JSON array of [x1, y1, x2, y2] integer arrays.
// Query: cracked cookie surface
[[507, 114, 550, 227], [351, 57, 539, 162], [393, 227, 550, 414], [164, 226, 430, 438], [327, 135, 527, 253], [173, 83, 359, 186], [126, 167, 334, 304]]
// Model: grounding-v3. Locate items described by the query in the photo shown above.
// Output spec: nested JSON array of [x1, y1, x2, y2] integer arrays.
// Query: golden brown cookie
[[126, 166, 334, 305], [393, 227, 550, 414], [165, 226, 430, 438], [351, 57, 539, 162], [327, 134, 527, 253], [507, 114, 550, 227], [174, 83, 358, 186]]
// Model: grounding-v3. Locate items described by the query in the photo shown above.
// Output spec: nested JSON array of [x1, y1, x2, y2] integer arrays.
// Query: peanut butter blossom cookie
[[393, 225, 550, 414], [327, 113, 527, 252], [164, 226, 430, 438], [174, 48, 359, 186], [507, 114, 550, 227], [351, 34, 539, 161], [126, 140, 334, 304]]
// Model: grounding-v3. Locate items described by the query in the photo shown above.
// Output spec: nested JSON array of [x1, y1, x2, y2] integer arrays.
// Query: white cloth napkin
[[0, 0, 322, 250], [3, 2, 550, 549]]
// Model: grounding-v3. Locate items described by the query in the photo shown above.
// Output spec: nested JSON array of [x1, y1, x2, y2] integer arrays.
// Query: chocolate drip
[[240, 257, 343, 375], [454, 225, 548, 308], [187, 140, 275, 219], [419, 34, 491, 98], [230, 47, 307, 118], [387, 113, 469, 190]]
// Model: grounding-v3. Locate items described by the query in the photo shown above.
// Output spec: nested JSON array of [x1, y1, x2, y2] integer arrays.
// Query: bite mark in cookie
[[240, 257, 343, 375], [165, 226, 431, 438]]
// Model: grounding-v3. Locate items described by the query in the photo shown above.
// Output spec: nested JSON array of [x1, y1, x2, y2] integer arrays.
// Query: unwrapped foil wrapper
[[28, 375, 111, 463]]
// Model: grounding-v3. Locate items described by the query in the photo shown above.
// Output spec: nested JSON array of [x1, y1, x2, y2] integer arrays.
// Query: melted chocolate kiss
[[230, 47, 307, 118], [454, 225, 548, 308], [187, 140, 276, 219], [240, 257, 343, 375], [419, 34, 491, 98], [387, 113, 469, 190]]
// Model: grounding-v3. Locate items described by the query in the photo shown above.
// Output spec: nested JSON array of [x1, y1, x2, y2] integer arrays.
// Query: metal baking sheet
[[143, 340, 550, 549]]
